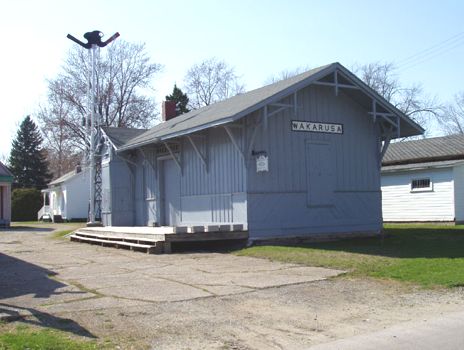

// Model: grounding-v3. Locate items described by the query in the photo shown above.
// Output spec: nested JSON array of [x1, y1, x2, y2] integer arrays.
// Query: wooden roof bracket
[[163, 141, 182, 174], [246, 113, 262, 162], [313, 70, 359, 91], [186, 135, 208, 172], [223, 125, 246, 168], [140, 147, 157, 178], [380, 125, 394, 160], [117, 152, 137, 166], [369, 98, 400, 138], [265, 90, 299, 119]]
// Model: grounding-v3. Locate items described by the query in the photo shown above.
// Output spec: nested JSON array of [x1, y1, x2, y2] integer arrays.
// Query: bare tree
[[439, 92, 464, 134], [354, 62, 441, 134], [264, 66, 311, 85], [0, 153, 7, 164], [184, 58, 245, 109], [39, 40, 162, 155], [37, 87, 81, 178]]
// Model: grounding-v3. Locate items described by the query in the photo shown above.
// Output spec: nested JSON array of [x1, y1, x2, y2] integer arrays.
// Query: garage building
[[0, 161, 13, 227], [382, 134, 464, 223]]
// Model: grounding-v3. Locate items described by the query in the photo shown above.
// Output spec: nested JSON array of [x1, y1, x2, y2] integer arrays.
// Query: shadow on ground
[[1, 226, 54, 232], [0, 252, 95, 337], [0, 253, 88, 299], [0, 303, 96, 338]]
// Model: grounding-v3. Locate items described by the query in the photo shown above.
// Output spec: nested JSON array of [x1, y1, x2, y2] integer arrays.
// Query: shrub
[[12, 188, 42, 221]]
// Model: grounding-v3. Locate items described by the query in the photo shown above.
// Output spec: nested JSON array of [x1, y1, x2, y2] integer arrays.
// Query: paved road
[[310, 311, 464, 350]]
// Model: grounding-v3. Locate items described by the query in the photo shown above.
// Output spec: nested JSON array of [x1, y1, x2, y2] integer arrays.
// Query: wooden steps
[[70, 231, 165, 254], [69, 225, 249, 254]]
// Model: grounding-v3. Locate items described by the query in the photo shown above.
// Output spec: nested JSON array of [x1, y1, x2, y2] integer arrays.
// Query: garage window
[[411, 178, 432, 192]]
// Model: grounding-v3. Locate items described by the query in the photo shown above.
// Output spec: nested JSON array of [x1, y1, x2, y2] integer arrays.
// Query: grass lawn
[[236, 224, 464, 288], [51, 229, 75, 239], [0, 326, 104, 350], [9, 222, 85, 232]]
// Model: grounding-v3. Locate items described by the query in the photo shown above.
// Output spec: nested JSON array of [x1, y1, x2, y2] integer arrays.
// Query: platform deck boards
[[69, 226, 249, 254]]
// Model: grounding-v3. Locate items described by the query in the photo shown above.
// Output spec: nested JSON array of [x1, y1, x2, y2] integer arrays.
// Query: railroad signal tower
[[67, 30, 120, 225]]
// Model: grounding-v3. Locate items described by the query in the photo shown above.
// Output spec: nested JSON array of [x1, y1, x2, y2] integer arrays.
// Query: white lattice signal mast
[[66, 30, 120, 225]]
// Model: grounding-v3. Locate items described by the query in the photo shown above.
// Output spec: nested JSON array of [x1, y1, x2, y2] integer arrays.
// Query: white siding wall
[[66, 171, 90, 220], [50, 189, 61, 215], [381, 167, 455, 222], [453, 165, 464, 222]]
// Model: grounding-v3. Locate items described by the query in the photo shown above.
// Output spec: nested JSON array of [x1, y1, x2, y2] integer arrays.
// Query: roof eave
[[382, 160, 464, 173], [333, 63, 424, 138], [100, 127, 119, 151], [119, 62, 423, 151], [119, 64, 339, 151]]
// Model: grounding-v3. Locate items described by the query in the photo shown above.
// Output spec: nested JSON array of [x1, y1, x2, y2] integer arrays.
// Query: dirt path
[[1, 225, 464, 349]]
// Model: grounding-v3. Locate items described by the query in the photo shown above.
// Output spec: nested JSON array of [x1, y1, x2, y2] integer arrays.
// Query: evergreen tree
[[166, 84, 190, 116], [8, 116, 51, 189]]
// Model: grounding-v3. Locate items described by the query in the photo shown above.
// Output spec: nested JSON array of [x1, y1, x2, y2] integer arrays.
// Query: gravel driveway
[[1, 224, 464, 349]]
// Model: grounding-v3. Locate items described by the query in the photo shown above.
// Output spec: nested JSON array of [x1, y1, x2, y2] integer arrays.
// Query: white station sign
[[256, 155, 269, 172], [291, 120, 343, 134]]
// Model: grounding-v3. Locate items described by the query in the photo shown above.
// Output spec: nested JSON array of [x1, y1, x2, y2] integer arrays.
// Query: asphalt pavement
[[309, 311, 464, 350]]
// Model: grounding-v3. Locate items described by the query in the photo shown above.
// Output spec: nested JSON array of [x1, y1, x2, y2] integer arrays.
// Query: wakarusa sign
[[291, 120, 343, 134]]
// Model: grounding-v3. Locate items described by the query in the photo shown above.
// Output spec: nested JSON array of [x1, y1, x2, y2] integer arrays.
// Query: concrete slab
[[0, 226, 344, 325], [188, 226, 205, 233], [308, 311, 464, 350]]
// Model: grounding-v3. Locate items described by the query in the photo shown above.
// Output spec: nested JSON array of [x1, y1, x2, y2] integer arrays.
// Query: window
[[411, 178, 432, 192]]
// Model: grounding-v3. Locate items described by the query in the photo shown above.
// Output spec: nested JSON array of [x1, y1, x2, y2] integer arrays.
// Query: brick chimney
[[162, 101, 177, 121]]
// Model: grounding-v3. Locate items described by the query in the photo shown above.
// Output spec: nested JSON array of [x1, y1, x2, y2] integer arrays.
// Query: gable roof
[[118, 62, 423, 152], [383, 134, 464, 166], [382, 159, 464, 173], [101, 127, 147, 150], [0, 161, 13, 182], [49, 167, 88, 186], [0, 161, 12, 177]]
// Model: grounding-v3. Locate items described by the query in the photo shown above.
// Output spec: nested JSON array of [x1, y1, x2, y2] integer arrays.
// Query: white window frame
[[410, 178, 433, 192]]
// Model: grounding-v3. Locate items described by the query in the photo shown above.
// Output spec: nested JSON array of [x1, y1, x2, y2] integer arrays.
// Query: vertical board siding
[[108, 153, 135, 226], [381, 168, 455, 221], [134, 151, 145, 226], [454, 165, 464, 222], [181, 127, 246, 195], [118, 126, 248, 226], [246, 85, 382, 238], [179, 126, 247, 224], [101, 163, 111, 226]]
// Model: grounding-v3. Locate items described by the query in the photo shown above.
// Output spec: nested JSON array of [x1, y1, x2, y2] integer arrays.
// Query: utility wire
[[396, 31, 464, 72], [398, 40, 464, 72], [397, 31, 464, 66]]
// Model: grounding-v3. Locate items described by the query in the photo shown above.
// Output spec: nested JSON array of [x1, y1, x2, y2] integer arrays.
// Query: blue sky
[[1, 0, 463, 157]]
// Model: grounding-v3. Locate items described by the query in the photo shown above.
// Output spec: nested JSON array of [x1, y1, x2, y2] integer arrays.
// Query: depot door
[[162, 159, 181, 226]]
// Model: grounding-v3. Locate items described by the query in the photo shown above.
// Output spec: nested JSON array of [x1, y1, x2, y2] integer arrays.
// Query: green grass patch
[[0, 326, 101, 350], [236, 224, 464, 288], [51, 230, 74, 239]]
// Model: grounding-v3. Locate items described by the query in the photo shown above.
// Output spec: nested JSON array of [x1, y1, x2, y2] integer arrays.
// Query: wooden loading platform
[[69, 225, 248, 254]]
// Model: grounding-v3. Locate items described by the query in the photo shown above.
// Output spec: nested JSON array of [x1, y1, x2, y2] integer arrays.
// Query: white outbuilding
[[381, 134, 464, 223], [0, 161, 13, 227], [38, 166, 90, 222]]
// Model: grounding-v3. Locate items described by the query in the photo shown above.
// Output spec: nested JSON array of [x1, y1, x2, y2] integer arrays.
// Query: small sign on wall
[[256, 155, 269, 172], [291, 120, 343, 134]]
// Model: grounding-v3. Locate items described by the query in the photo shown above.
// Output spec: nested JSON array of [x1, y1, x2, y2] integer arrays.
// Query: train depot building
[[92, 63, 423, 243]]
